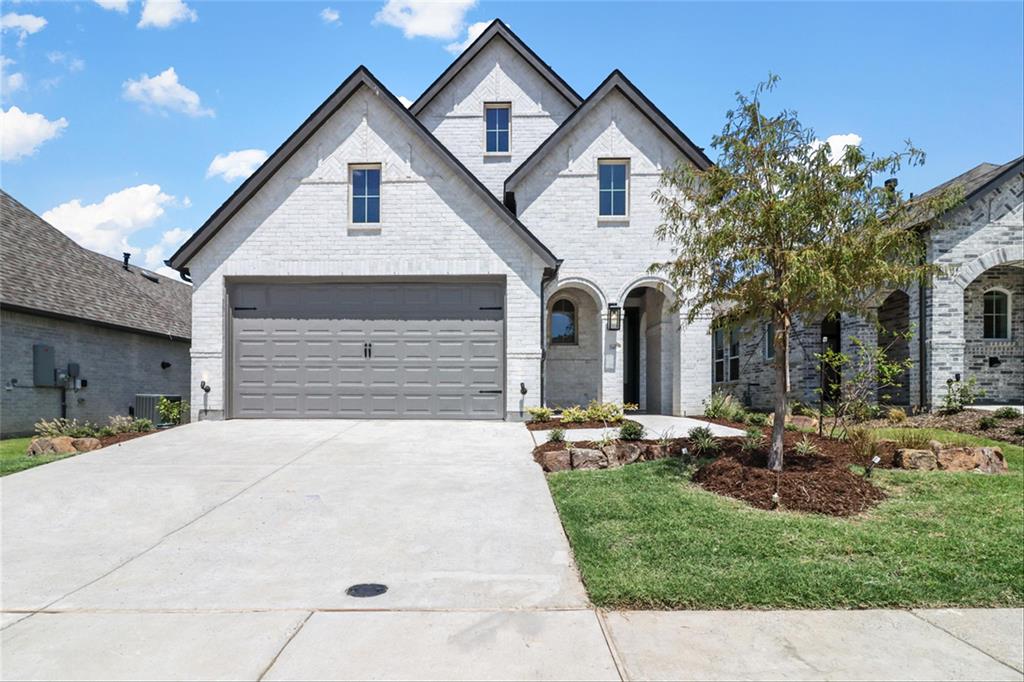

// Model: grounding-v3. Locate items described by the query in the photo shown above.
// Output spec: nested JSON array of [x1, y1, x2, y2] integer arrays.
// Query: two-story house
[[167, 19, 713, 421]]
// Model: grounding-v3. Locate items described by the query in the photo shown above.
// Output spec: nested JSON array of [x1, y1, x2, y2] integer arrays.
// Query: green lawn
[[547, 429, 1024, 609], [0, 437, 77, 476]]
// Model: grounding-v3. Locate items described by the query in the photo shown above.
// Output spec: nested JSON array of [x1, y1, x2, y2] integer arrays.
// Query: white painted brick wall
[[512, 88, 710, 414], [418, 38, 575, 198], [186, 86, 548, 420]]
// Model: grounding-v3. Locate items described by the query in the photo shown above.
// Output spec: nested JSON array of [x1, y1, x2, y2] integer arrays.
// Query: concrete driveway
[[2, 419, 614, 680]]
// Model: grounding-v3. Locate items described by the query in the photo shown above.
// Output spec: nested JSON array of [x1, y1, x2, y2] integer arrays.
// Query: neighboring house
[[717, 157, 1024, 411], [0, 190, 192, 436], [167, 20, 713, 421]]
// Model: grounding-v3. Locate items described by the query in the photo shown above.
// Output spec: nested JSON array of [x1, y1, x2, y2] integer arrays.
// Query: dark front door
[[623, 307, 641, 405], [821, 314, 842, 402]]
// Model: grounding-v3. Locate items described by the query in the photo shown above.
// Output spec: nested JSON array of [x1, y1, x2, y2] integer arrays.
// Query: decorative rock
[[786, 415, 818, 431], [570, 448, 608, 470], [975, 447, 1008, 474], [538, 449, 571, 473], [27, 436, 77, 457], [641, 444, 669, 461], [895, 448, 937, 471], [72, 437, 102, 452], [603, 442, 641, 467], [936, 447, 980, 472], [927, 440, 945, 454]]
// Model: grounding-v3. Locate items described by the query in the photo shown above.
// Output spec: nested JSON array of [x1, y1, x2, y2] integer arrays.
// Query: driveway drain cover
[[346, 583, 388, 598]]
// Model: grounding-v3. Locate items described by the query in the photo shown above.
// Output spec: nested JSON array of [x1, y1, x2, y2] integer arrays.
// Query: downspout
[[919, 281, 928, 410], [539, 261, 562, 409]]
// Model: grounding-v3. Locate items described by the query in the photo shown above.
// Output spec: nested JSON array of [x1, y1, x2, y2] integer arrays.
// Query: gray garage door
[[229, 282, 504, 419]]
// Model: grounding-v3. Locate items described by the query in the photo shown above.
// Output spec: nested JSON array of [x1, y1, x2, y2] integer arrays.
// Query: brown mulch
[[97, 431, 155, 448], [862, 408, 1024, 445], [526, 418, 641, 431]]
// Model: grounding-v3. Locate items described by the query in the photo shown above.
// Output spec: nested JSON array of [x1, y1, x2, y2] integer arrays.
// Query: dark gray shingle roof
[[0, 189, 191, 341]]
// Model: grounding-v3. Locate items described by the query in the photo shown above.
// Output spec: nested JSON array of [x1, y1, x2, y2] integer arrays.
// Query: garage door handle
[[363, 342, 372, 358], [233, 306, 257, 311], [479, 306, 502, 310], [478, 389, 503, 394]]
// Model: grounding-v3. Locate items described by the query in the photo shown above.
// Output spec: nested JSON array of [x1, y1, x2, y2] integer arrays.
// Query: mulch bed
[[97, 431, 155, 448], [862, 408, 1024, 445], [526, 418, 641, 431]]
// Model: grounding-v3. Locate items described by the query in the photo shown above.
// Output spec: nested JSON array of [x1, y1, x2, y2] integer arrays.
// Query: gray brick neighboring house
[[0, 190, 192, 437], [716, 157, 1024, 412]]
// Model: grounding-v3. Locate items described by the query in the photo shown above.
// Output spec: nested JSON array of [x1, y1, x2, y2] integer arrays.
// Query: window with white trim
[[484, 103, 510, 153], [598, 159, 628, 217], [983, 289, 1010, 339], [551, 299, 577, 345], [351, 165, 380, 224], [713, 328, 740, 382]]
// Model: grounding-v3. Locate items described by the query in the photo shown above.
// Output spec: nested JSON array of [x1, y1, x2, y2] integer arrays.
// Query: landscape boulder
[[603, 442, 641, 467], [570, 448, 608, 470], [72, 437, 102, 452], [895, 448, 937, 471], [936, 446, 1007, 474], [786, 415, 819, 431], [537, 448, 571, 473], [26, 436, 77, 457]]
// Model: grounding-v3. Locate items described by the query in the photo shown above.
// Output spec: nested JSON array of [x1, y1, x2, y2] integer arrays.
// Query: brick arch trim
[[954, 244, 1024, 289]]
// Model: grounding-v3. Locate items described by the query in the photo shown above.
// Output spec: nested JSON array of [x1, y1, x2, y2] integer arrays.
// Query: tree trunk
[[768, 312, 788, 472]]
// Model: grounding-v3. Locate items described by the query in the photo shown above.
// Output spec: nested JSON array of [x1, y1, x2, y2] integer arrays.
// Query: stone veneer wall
[[962, 264, 1024, 403]]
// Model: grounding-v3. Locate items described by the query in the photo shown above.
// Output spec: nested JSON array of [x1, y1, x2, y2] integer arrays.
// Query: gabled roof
[[505, 70, 713, 191], [168, 66, 557, 272], [910, 155, 1024, 227], [0, 190, 191, 341], [409, 19, 583, 116]]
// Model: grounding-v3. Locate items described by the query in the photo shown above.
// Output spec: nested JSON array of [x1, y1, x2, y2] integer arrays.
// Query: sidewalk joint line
[[257, 610, 314, 681], [594, 608, 628, 682], [908, 610, 1023, 674]]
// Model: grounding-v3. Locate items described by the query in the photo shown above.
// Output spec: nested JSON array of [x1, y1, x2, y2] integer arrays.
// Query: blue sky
[[2, 1, 1022, 277]]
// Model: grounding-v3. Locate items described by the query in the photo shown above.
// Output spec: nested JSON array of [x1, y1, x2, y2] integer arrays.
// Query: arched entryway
[[961, 262, 1023, 404], [544, 286, 603, 408], [621, 285, 675, 414]]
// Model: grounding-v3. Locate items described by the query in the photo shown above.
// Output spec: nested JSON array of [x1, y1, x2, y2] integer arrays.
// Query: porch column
[[676, 311, 711, 415]]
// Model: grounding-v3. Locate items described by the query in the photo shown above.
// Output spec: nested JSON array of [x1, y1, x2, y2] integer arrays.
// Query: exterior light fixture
[[607, 303, 622, 331], [200, 380, 211, 394]]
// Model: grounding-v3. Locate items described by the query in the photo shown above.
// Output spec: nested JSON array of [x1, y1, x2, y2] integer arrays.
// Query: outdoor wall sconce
[[161, 361, 172, 369], [607, 303, 622, 331], [200, 380, 211, 394]]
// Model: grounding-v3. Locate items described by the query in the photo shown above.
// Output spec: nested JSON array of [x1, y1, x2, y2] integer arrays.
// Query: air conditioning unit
[[135, 394, 182, 425]]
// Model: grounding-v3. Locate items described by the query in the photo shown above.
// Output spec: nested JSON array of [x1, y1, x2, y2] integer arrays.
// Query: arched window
[[983, 289, 1010, 339], [551, 299, 577, 345]]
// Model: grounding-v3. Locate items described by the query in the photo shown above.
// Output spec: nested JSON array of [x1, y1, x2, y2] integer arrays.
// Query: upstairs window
[[550, 299, 577, 345], [351, 165, 380, 224], [485, 103, 510, 153], [598, 160, 628, 217], [983, 289, 1010, 339]]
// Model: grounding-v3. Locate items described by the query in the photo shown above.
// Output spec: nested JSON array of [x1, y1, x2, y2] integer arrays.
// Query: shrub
[[1014, 424, 1024, 437], [940, 377, 985, 414], [886, 407, 907, 424], [548, 427, 565, 443], [978, 415, 998, 431], [97, 426, 116, 437], [793, 435, 818, 456], [846, 426, 877, 460], [560, 405, 588, 424], [891, 428, 931, 449], [993, 406, 1021, 420], [704, 391, 747, 422], [784, 422, 799, 432], [595, 431, 615, 448], [584, 400, 626, 423], [527, 406, 553, 423], [741, 427, 764, 453], [619, 420, 645, 441], [132, 418, 154, 433], [791, 401, 819, 418], [657, 428, 676, 447], [107, 415, 136, 434], [34, 418, 98, 438], [687, 426, 719, 456], [744, 412, 770, 427], [157, 397, 188, 426]]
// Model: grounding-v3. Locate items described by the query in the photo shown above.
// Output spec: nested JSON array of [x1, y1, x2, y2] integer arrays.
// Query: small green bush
[[744, 412, 770, 427], [527, 406, 553, 422], [793, 435, 818, 456], [940, 377, 985, 414], [784, 422, 799, 432], [560, 405, 588, 424], [157, 397, 188, 426], [703, 391, 747, 422], [993, 406, 1021, 420], [740, 427, 764, 453], [891, 428, 932, 449], [978, 415, 998, 431], [132, 418, 154, 432], [886, 407, 907, 424], [548, 427, 565, 443], [34, 418, 98, 438], [687, 426, 719, 456], [584, 400, 626, 423], [791, 401, 819, 418], [846, 426, 877, 460], [619, 420, 645, 441], [1014, 424, 1024, 437]]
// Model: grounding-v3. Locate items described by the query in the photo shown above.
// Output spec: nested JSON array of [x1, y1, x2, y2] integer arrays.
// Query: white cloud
[[47, 51, 86, 72], [810, 133, 862, 163], [122, 67, 213, 117], [397, 95, 413, 108], [320, 7, 340, 24], [374, 0, 476, 40], [1, 12, 47, 46], [137, 0, 196, 29], [1, 56, 25, 95], [444, 19, 490, 53], [143, 226, 189, 274], [94, 0, 131, 11], [206, 148, 268, 182], [0, 106, 68, 162], [41, 184, 174, 259]]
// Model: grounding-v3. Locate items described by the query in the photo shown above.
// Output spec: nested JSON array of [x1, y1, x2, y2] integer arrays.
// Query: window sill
[[483, 152, 512, 159], [597, 216, 629, 226], [348, 225, 382, 236]]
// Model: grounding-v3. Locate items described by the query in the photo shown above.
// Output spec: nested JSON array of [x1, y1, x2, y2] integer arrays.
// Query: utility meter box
[[32, 344, 56, 386]]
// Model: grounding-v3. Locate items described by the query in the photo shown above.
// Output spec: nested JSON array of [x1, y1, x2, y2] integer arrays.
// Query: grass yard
[[547, 429, 1024, 609], [0, 437, 77, 476]]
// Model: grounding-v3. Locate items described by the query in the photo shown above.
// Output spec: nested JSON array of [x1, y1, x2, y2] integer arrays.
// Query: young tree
[[652, 76, 960, 471]]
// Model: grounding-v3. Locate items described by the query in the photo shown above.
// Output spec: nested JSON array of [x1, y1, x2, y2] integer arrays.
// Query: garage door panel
[[230, 282, 504, 419]]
